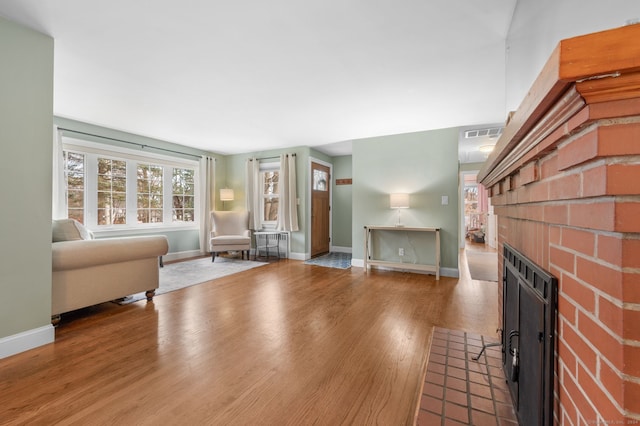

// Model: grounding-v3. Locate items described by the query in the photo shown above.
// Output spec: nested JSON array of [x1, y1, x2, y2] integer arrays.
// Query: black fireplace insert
[[502, 243, 558, 426]]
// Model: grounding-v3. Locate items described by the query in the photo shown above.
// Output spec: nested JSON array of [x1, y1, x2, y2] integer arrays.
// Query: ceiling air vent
[[464, 127, 503, 139]]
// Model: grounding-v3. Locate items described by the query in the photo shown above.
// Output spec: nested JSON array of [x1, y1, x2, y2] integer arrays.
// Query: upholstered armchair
[[209, 210, 251, 262]]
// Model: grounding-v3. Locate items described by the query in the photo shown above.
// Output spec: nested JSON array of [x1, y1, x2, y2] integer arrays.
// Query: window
[[313, 169, 328, 191], [137, 163, 163, 224], [258, 160, 279, 228], [62, 140, 198, 231], [97, 158, 127, 225], [262, 170, 279, 223], [172, 168, 195, 222]]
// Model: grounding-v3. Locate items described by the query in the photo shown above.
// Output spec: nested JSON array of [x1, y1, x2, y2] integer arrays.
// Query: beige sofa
[[51, 219, 169, 324]]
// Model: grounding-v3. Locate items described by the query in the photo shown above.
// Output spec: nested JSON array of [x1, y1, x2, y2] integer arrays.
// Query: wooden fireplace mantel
[[478, 23, 640, 188]]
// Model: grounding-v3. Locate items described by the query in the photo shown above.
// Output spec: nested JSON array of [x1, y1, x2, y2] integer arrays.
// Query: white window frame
[[259, 161, 280, 230], [62, 137, 200, 237]]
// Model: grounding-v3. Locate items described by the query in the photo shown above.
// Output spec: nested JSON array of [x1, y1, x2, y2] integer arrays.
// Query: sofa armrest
[[52, 235, 169, 271]]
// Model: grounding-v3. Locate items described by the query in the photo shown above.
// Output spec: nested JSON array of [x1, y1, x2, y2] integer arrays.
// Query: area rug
[[118, 256, 267, 304], [466, 250, 498, 282], [304, 252, 352, 269]]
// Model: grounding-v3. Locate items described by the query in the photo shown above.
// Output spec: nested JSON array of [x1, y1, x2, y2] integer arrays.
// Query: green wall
[[332, 155, 353, 249], [0, 17, 54, 341], [352, 128, 460, 275]]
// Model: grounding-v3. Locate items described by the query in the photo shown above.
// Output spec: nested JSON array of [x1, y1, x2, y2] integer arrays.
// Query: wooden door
[[311, 162, 330, 257]]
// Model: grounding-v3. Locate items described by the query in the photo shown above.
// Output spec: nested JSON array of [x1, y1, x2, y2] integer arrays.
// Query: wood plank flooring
[[0, 250, 498, 425]]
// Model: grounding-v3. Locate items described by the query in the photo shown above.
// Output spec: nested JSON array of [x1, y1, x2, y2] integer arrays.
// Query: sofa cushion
[[52, 235, 169, 271], [211, 235, 251, 245], [52, 219, 93, 242]]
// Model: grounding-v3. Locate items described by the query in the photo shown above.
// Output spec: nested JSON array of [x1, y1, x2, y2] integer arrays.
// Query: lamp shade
[[390, 193, 409, 209], [220, 188, 234, 201]]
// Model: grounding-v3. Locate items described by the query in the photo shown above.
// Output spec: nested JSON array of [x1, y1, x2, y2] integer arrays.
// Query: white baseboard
[[440, 267, 460, 278], [353, 259, 459, 278], [289, 251, 308, 261], [331, 246, 353, 254], [0, 325, 55, 360], [162, 250, 205, 262]]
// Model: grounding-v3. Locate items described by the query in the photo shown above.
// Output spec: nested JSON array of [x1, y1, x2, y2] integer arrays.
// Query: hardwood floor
[[0, 250, 498, 425]]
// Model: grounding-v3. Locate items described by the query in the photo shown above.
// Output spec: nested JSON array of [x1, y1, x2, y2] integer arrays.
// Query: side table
[[254, 231, 287, 260]]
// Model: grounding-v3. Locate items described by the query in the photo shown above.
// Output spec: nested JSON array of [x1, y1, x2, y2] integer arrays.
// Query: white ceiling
[[0, 0, 517, 157]]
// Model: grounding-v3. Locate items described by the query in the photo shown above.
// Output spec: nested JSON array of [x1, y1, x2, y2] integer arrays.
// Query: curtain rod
[[57, 128, 204, 159], [254, 153, 297, 161]]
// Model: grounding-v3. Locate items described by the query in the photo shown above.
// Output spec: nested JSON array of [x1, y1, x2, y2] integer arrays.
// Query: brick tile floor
[[416, 327, 518, 426]]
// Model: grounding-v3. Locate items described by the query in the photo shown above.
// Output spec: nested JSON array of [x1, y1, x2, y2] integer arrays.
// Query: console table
[[363, 226, 440, 280]]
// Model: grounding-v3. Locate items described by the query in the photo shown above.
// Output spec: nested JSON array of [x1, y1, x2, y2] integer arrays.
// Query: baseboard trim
[[331, 246, 353, 254], [289, 252, 308, 261], [352, 259, 459, 278], [440, 267, 460, 278], [163, 250, 204, 262], [0, 325, 55, 360]]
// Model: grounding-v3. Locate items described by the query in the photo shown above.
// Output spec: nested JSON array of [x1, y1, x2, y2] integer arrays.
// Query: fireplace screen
[[502, 244, 557, 426]]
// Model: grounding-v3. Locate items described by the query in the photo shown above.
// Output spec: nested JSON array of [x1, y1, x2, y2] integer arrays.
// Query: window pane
[[313, 169, 328, 191], [98, 158, 111, 175], [138, 193, 149, 208], [112, 176, 126, 192], [68, 210, 84, 223], [264, 198, 278, 221], [151, 209, 163, 223], [150, 194, 163, 208], [68, 190, 84, 208], [97, 175, 111, 191], [263, 171, 279, 195], [68, 176, 83, 189], [112, 160, 126, 176], [98, 208, 109, 225], [137, 210, 149, 223], [150, 179, 162, 194]]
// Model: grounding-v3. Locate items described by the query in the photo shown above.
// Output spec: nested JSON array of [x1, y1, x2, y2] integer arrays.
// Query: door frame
[[308, 157, 333, 259]]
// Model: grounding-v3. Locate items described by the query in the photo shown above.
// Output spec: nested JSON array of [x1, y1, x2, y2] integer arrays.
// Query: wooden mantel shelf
[[478, 23, 640, 188]]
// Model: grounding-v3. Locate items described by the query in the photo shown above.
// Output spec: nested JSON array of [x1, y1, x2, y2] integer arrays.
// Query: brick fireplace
[[478, 24, 640, 425]]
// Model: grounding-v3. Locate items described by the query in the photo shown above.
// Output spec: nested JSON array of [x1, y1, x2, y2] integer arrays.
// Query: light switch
[[441, 195, 449, 205]]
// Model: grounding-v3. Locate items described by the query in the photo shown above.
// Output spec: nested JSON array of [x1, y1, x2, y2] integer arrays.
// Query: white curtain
[[199, 156, 215, 254], [245, 158, 261, 230], [52, 126, 67, 219], [277, 153, 299, 232]]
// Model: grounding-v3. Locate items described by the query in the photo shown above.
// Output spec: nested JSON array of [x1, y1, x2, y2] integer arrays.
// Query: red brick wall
[[489, 109, 640, 424]]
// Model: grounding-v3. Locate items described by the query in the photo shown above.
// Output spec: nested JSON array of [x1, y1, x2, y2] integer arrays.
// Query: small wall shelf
[[363, 226, 440, 280]]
